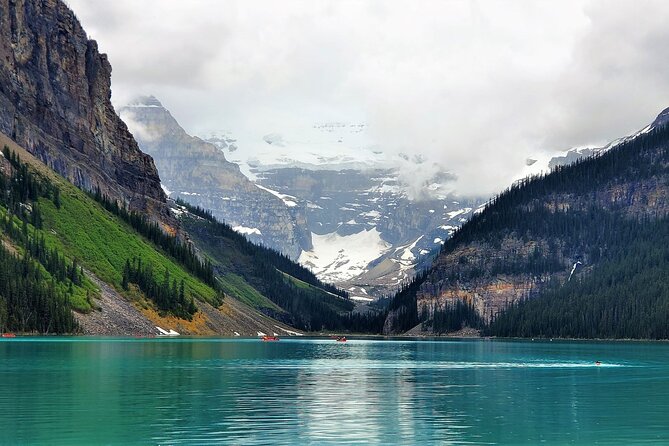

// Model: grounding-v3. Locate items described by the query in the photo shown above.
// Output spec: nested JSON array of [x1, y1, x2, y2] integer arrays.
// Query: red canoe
[[2, 333, 16, 338], [262, 336, 279, 341]]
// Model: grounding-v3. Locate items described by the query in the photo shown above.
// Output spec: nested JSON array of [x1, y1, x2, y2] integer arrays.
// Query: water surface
[[0, 337, 667, 444]]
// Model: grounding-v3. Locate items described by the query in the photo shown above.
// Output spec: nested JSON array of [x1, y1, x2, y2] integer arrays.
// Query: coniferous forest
[[122, 257, 198, 320], [5, 119, 669, 337], [487, 216, 669, 339], [0, 147, 78, 333], [0, 147, 220, 330], [93, 190, 217, 289]]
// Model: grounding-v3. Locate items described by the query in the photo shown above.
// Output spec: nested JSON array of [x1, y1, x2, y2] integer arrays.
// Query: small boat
[[1, 333, 16, 338], [595, 361, 602, 366], [336, 336, 347, 342], [262, 335, 279, 341]]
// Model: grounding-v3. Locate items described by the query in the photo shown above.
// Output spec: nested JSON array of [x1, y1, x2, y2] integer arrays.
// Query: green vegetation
[[427, 300, 483, 334], [0, 147, 221, 332], [217, 272, 283, 314], [122, 258, 197, 320], [0, 148, 85, 332], [0, 243, 77, 333], [95, 190, 215, 287], [37, 186, 219, 307], [180, 199, 348, 298]]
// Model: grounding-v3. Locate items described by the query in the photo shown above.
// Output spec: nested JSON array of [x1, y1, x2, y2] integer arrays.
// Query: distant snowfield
[[298, 227, 392, 282]]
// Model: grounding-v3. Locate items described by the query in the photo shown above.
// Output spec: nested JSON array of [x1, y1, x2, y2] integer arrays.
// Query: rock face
[[119, 96, 311, 258], [0, 0, 168, 219]]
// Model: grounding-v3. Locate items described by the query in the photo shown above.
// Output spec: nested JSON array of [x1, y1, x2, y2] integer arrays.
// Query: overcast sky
[[67, 0, 669, 196]]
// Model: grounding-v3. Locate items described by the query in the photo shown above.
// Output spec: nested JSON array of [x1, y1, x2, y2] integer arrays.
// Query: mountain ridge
[[384, 107, 669, 337], [0, 0, 363, 336], [124, 96, 485, 298]]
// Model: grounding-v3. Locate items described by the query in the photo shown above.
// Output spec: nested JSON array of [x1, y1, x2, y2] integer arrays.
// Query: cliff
[[0, 0, 168, 220]]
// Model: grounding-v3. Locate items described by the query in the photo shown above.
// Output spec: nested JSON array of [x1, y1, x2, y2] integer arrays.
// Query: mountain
[[119, 96, 311, 259], [252, 164, 482, 297], [0, 0, 168, 222], [519, 121, 656, 182], [229, 131, 485, 298], [228, 127, 488, 298], [384, 107, 669, 338], [124, 100, 485, 298], [0, 0, 365, 336]]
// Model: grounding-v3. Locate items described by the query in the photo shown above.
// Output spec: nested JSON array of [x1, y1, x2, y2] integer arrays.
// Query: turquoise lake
[[0, 337, 668, 445]]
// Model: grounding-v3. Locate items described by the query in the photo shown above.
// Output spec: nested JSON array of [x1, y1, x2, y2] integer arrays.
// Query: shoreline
[[3, 332, 669, 343]]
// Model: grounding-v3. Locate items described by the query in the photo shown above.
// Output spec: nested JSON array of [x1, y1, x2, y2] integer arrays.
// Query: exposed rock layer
[[0, 0, 168, 219]]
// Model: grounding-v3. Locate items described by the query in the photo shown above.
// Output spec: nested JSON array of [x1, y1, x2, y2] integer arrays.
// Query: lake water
[[0, 337, 668, 445]]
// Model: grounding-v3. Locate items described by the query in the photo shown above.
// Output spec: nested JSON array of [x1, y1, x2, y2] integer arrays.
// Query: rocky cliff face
[[0, 0, 168, 220], [119, 96, 311, 259], [260, 166, 482, 296]]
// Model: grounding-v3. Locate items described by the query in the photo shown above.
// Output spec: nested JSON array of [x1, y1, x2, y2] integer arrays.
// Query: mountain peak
[[652, 106, 669, 128], [127, 95, 164, 108]]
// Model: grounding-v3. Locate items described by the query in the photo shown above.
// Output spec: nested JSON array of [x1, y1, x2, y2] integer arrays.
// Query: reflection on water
[[0, 338, 667, 445]]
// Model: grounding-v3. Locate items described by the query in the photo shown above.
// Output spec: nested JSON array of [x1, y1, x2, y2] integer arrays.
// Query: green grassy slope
[[37, 188, 218, 305], [0, 137, 218, 328]]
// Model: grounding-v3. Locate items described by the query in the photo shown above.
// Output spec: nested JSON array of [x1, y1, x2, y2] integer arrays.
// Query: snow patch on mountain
[[255, 184, 298, 207], [233, 225, 262, 236], [298, 228, 392, 282], [517, 123, 657, 184], [398, 236, 424, 262]]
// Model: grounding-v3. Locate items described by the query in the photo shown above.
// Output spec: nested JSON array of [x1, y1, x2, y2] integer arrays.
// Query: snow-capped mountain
[[202, 121, 484, 298]]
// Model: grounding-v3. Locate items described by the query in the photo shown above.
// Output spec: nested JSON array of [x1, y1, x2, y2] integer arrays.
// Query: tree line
[[384, 122, 669, 337], [122, 257, 197, 320], [92, 188, 216, 288], [0, 243, 77, 333], [487, 215, 669, 339]]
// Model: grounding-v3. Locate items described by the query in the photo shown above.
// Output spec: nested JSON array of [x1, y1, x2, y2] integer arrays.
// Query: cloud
[[67, 0, 669, 197], [118, 110, 159, 143]]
